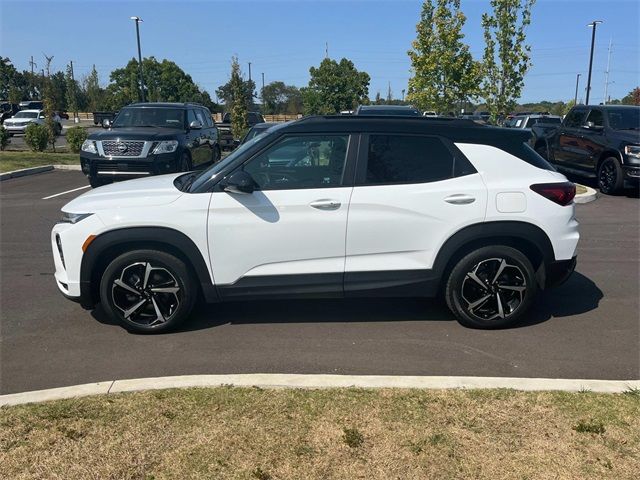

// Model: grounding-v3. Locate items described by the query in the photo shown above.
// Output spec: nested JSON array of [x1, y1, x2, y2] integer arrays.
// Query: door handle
[[310, 199, 341, 210], [444, 194, 476, 205]]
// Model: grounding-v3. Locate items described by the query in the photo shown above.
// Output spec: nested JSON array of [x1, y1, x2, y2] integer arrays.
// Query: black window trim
[[212, 132, 360, 192], [564, 108, 588, 129], [354, 132, 476, 187]]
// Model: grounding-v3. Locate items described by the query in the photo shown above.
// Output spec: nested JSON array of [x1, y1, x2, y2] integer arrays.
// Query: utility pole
[[603, 37, 612, 105], [130, 16, 145, 102], [574, 73, 581, 105], [387, 81, 392, 103], [248, 62, 252, 81], [69, 60, 79, 122], [28, 56, 37, 98], [261, 72, 265, 109], [585, 20, 603, 105], [401, 89, 405, 102], [43, 53, 54, 77]]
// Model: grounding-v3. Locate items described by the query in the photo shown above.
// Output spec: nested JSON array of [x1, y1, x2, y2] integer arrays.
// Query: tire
[[445, 246, 538, 329], [178, 152, 192, 172], [597, 157, 624, 195], [89, 176, 106, 188], [99, 249, 197, 333]]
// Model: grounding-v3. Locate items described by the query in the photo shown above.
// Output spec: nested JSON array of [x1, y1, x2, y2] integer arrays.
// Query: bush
[[0, 125, 10, 151], [66, 126, 88, 153], [24, 123, 51, 152]]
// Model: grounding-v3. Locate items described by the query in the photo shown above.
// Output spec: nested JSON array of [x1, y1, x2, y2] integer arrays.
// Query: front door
[[208, 133, 355, 297]]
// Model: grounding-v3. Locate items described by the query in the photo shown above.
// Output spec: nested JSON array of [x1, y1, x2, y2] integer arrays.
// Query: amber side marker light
[[82, 235, 97, 252]]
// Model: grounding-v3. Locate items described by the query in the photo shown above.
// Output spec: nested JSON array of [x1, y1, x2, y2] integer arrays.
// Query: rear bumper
[[545, 256, 577, 289]]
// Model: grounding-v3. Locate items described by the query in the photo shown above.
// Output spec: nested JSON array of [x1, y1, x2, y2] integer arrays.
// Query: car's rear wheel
[[99, 249, 197, 333], [598, 157, 624, 195], [445, 246, 538, 329]]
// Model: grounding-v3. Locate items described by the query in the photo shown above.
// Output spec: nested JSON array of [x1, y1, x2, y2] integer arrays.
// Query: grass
[[0, 151, 79, 172], [1, 387, 639, 479]]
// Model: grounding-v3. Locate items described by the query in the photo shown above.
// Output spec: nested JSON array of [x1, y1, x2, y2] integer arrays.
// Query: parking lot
[[0, 170, 638, 395], [5, 119, 100, 152]]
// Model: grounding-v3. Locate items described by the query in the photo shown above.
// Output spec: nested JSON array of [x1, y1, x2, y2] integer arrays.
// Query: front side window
[[362, 135, 455, 185], [585, 109, 604, 127], [243, 134, 349, 190], [564, 109, 587, 128]]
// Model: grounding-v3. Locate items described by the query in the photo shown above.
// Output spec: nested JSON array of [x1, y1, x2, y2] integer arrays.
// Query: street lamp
[[574, 73, 581, 105], [585, 20, 603, 105], [130, 16, 146, 103]]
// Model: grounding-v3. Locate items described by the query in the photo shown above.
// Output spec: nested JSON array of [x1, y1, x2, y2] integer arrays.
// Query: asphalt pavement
[[1, 170, 638, 394]]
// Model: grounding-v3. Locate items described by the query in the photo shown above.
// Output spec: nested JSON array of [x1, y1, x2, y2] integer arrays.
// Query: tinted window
[[564, 109, 587, 128], [201, 108, 213, 127], [363, 135, 454, 185], [194, 109, 206, 125], [585, 109, 604, 127], [606, 107, 640, 130], [113, 108, 185, 128], [243, 135, 348, 190], [247, 112, 264, 123]]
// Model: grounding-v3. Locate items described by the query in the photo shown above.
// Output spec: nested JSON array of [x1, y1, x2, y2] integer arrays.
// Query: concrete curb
[[0, 165, 54, 181], [2, 374, 639, 407], [53, 164, 82, 171], [574, 184, 597, 204]]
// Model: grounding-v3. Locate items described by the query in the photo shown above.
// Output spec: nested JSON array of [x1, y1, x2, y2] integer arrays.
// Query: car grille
[[94, 162, 151, 172], [101, 140, 145, 157]]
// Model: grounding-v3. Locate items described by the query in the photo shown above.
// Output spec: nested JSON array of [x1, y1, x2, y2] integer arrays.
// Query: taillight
[[530, 182, 576, 206]]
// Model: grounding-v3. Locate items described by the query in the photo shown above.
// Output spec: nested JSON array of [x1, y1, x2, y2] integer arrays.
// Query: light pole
[[574, 73, 581, 105], [585, 20, 602, 105], [130, 16, 145, 102]]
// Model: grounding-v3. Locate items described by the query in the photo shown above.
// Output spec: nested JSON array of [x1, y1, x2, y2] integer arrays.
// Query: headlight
[[60, 212, 93, 224], [152, 140, 179, 154], [81, 140, 97, 154], [624, 145, 640, 159]]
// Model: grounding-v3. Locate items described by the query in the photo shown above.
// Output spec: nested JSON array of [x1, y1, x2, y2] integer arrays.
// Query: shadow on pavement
[[91, 271, 603, 334]]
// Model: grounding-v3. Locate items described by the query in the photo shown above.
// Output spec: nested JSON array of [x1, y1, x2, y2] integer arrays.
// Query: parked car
[[354, 105, 422, 116], [18, 100, 43, 110], [56, 111, 70, 120], [53, 115, 578, 333], [93, 111, 118, 126], [0, 102, 19, 124], [239, 122, 278, 145], [508, 114, 562, 129], [216, 112, 265, 151], [80, 102, 220, 188], [3, 109, 62, 135], [533, 105, 640, 194]]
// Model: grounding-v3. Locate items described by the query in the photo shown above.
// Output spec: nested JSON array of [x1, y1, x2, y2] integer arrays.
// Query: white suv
[[52, 116, 579, 333]]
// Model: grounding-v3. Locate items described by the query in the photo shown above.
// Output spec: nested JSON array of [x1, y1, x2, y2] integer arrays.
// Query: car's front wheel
[[99, 249, 198, 333], [445, 246, 538, 329], [598, 157, 624, 195]]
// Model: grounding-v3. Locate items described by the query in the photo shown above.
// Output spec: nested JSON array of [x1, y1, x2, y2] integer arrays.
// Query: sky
[[1, 0, 639, 105]]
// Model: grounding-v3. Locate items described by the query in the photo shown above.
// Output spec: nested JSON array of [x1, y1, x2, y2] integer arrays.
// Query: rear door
[[344, 133, 487, 294], [554, 108, 587, 165]]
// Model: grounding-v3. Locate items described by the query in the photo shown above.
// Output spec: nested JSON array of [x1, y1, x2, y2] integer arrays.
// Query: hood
[[62, 173, 184, 213], [608, 129, 640, 144], [88, 127, 185, 141]]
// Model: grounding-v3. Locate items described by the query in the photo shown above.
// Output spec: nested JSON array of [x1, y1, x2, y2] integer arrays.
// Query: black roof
[[127, 102, 207, 109], [574, 104, 639, 110], [280, 115, 531, 144]]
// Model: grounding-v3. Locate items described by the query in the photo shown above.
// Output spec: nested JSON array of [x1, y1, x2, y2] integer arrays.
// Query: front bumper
[[4, 124, 29, 133], [81, 151, 181, 179], [623, 165, 640, 183], [545, 256, 577, 289]]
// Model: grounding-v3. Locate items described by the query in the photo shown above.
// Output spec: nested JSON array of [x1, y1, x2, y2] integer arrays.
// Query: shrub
[[24, 123, 51, 152], [66, 126, 88, 153], [0, 125, 10, 151]]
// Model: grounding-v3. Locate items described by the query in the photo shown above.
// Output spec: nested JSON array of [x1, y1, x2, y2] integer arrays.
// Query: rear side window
[[362, 135, 457, 185]]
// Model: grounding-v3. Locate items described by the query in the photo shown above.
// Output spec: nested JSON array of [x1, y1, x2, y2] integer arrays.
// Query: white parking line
[[42, 185, 90, 200]]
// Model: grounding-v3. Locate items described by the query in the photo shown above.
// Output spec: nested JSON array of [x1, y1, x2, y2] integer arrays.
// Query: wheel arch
[[79, 227, 217, 308], [433, 221, 556, 291], [596, 150, 622, 170]]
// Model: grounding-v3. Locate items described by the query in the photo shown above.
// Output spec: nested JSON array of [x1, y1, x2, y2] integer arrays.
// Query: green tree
[[65, 63, 78, 118], [227, 57, 249, 138], [41, 76, 59, 150], [49, 72, 67, 111], [407, 0, 480, 114], [84, 65, 104, 112], [261, 81, 303, 114], [217, 73, 255, 111], [302, 58, 370, 115], [481, 0, 535, 121], [621, 87, 640, 105]]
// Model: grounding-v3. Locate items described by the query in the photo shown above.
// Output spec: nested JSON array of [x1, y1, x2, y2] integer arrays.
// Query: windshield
[[14, 111, 38, 118], [607, 108, 640, 130], [112, 107, 185, 128], [188, 122, 288, 192]]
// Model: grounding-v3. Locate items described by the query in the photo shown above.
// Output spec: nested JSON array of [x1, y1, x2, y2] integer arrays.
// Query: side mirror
[[102, 119, 111, 128], [189, 120, 202, 130], [222, 170, 256, 194], [584, 121, 603, 131]]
